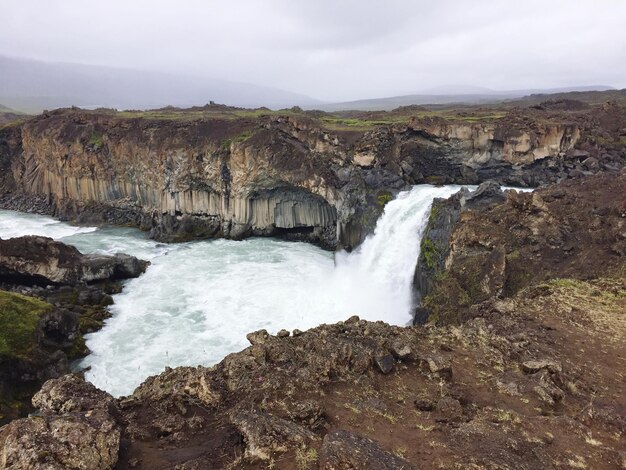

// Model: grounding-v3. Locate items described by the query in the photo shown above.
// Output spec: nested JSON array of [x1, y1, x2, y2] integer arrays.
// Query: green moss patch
[[420, 238, 443, 270], [0, 291, 52, 359], [376, 191, 393, 207]]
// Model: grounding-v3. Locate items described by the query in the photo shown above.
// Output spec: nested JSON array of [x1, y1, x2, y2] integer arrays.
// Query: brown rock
[[424, 354, 453, 380], [374, 354, 395, 374], [230, 410, 318, 461], [391, 337, 414, 360], [521, 360, 562, 374], [434, 397, 464, 423], [0, 236, 148, 285], [0, 410, 120, 470], [246, 329, 270, 345], [319, 430, 414, 469], [32, 374, 117, 415]]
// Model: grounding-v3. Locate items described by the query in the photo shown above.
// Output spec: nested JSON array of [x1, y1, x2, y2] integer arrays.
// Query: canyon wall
[[1, 105, 624, 249]]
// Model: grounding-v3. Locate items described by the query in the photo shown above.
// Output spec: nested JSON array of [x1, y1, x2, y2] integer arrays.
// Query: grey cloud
[[0, 0, 624, 101]]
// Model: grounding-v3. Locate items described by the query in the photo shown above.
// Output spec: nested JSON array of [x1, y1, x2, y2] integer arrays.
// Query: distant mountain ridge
[[0, 56, 320, 112], [319, 86, 617, 111]]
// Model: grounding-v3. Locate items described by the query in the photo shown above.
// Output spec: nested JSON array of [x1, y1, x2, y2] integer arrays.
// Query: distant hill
[[319, 86, 617, 112], [0, 56, 320, 112], [506, 89, 626, 107], [0, 103, 25, 126]]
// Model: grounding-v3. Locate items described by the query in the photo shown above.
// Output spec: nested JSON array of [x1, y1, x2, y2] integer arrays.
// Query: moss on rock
[[0, 291, 53, 359]]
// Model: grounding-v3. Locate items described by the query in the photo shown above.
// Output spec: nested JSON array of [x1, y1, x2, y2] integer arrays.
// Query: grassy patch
[[234, 130, 254, 143], [295, 446, 318, 469], [0, 291, 52, 359]]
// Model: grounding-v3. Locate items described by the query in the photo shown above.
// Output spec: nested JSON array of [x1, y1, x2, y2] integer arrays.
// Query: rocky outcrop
[[0, 237, 147, 424], [0, 235, 148, 285], [415, 169, 626, 324], [1, 376, 120, 469], [0, 291, 74, 425], [1, 103, 624, 250]]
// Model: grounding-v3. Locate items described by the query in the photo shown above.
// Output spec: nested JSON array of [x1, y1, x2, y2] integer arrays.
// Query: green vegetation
[[97, 102, 513, 135], [89, 132, 104, 149], [77, 306, 108, 333], [541, 278, 625, 299], [221, 130, 255, 151], [376, 191, 393, 207], [0, 291, 52, 359], [422, 273, 471, 325], [420, 238, 443, 270], [234, 130, 253, 143]]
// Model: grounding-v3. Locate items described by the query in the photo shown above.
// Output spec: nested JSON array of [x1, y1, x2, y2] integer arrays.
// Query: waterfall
[[332, 184, 470, 325], [0, 184, 473, 395]]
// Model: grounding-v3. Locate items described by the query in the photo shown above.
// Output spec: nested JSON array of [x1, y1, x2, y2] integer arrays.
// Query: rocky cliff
[[1, 102, 624, 250]]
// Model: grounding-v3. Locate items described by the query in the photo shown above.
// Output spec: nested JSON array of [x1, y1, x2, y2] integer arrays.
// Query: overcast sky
[[1, 0, 625, 101]]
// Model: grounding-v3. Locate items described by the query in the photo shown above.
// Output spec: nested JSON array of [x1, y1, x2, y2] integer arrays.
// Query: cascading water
[[0, 184, 471, 396]]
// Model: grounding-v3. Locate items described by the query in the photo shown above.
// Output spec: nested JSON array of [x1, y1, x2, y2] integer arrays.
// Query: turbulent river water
[[0, 185, 474, 396]]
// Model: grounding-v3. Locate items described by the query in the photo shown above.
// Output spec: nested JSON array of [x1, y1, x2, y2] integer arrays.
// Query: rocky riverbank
[[0, 236, 148, 425], [0, 171, 623, 469]]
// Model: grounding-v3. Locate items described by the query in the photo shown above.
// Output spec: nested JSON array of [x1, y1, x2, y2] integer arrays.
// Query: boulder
[[230, 409, 318, 461], [0, 236, 148, 286], [374, 353, 395, 374], [32, 375, 117, 415], [0, 410, 120, 470]]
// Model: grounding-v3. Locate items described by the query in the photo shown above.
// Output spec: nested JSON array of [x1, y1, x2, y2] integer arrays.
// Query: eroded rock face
[[0, 235, 148, 285], [32, 374, 118, 415], [230, 410, 318, 461], [1, 104, 623, 249]]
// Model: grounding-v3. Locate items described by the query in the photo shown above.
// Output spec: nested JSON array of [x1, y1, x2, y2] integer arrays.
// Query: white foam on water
[[0, 185, 497, 396], [0, 209, 97, 240]]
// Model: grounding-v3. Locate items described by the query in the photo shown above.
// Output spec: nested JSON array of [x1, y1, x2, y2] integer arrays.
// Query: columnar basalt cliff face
[[1, 103, 624, 249], [6, 113, 342, 247]]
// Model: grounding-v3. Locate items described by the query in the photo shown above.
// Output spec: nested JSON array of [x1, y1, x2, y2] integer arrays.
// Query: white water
[[0, 185, 472, 396]]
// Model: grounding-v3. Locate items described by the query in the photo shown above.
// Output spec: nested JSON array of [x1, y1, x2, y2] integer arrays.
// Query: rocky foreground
[[0, 172, 624, 469]]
